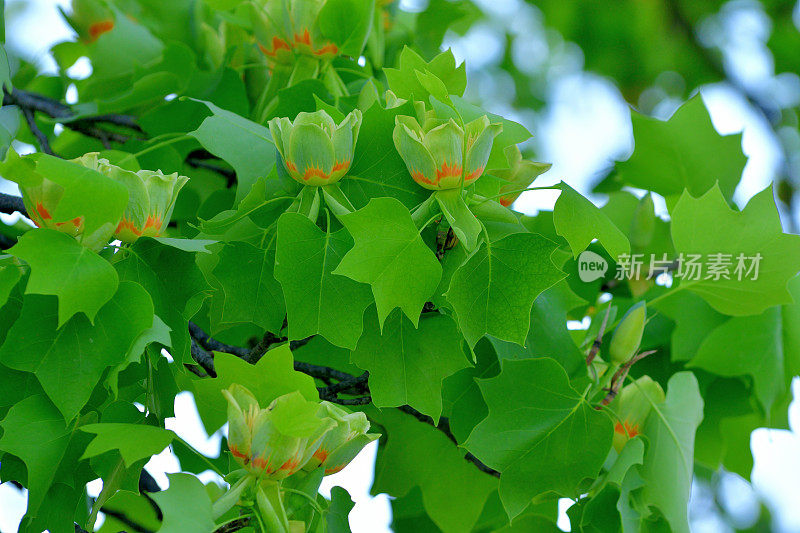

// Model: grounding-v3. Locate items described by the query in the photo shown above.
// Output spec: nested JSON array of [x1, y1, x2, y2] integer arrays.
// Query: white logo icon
[[578, 251, 608, 282]]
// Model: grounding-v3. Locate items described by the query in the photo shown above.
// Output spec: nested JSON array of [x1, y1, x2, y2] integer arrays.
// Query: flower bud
[[494, 145, 551, 207], [21, 177, 85, 237], [64, 0, 115, 43], [392, 114, 501, 190], [630, 193, 656, 249], [608, 301, 647, 365], [268, 110, 362, 186], [71, 153, 188, 243], [223, 385, 336, 480], [303, 402, 379, 475], [612, 376, 664, 452]]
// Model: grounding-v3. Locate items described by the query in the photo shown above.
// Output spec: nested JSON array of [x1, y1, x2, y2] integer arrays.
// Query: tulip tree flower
[[612, 376, 664, 452], [392, 114, 501, 190], [268, 110, 362, 187], [72, 153, 188, 243], [303, 401, 379, 475], [251, 0, 339, 66], [223, 385, 336, 480], [63, 0, 115, 43], [494, 145, 551, 207]]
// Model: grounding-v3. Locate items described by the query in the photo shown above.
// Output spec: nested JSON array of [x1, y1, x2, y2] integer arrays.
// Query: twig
[[20, 106, 56, 156]]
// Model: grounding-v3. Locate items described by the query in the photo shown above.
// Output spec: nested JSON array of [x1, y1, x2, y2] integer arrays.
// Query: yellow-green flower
[[251, 0, 340, 66], [224, 385, 336, 480], [268, 110, 362, 186], [612, 376, 664, 452], [304, 402, 379, 475], [72, 153, 188, 243], [494, 145, 550, 207], [64, 0, 115, 44], [393, 114, 501, 190]]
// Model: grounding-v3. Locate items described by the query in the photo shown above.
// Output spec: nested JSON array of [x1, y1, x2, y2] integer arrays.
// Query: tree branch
[[0, 193, 27, 217], [20, 106, 56, 156]]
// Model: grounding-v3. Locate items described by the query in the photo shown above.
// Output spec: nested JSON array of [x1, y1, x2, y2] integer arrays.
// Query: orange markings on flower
[[259, 36, 292, 58], [35, 202, 52, 224], [251, 456, 270, 471], [294, 29, 312, 46], [465, 166, 484, 182], [614, 421, 639, 439], [285, 160, 298, 173], [229, 445, 249, 462], [332, 160, 350, 173], [313, 42, 339, 56], [435, 162, 462, 180], [88, 20, 114, 41], [143, 214, 162, 232], [313, 448, 329, 463], [302, 166, 331, 181], [116, 218, 141, 237], [499, 197, 513, 207], [324, 464, 345, 475], [279, 457, 300, 473]]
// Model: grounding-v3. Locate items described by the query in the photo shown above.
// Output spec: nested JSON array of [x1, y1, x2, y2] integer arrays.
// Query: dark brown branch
[[0, 193, 27, 217], [20, 106, 56, 156], [215, 517, 252, 533]]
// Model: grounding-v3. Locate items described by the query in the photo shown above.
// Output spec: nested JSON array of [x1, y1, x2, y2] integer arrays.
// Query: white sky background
[[2, 0, 800, 531]]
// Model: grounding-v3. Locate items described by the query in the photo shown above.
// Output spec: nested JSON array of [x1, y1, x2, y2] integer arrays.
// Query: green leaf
[[0, 260, 22, 308], [211, 240, 285, 333], [116, 237, 210, 363], [351, 308, 470, 421], [616, 95, 746, 200], [192, 345, 318, 434], [435, 189, 481, 252], [464, 358, 613, 519], [342, 101, 429, 209], [0, 395, 71, 517], [553, 182, 630, 260], [275, 212, 372, 349], [9, 229, 119, 326], [636, 372, 704, 533], [445, 232, 564, 347], [0, 282, 155, 420], [372, 408, 497, 533], [384, 47, 467, 101], [326, 486, 356, 533], [334, 197, 442, 328], [318, 0, 374, 57], [189, 100, 276, 202], [670, 184, 800, 315], [689, 308, 784, 412], [150, 473, 216, 533], [80, 423, 177, 467], [653, 291, 727, 362]]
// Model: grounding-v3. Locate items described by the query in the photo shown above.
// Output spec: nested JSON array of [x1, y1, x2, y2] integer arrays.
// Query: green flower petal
[[287, 123, 336, 185], [393, 121, 439, 189], [423, 119, 464, 189]]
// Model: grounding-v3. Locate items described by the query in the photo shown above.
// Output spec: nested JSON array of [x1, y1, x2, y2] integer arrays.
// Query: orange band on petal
[[303, 166, 331, 181], [36, 202, 52, 221], [614, 421, 639, 439], [499, 197, 513, 207], [332, 160, 350, 173], [435, 162, 462, 180], [259, 36, 292, 58], [88, 20, 114, 41], [324, 464, 346, 475], [294, 29, 312, 46], [313, 448, 329, 463], [465, 166, 484, 182], [313, 42, 339, 56], [116, 218, 142, 237], [411, 170, 434, 186]]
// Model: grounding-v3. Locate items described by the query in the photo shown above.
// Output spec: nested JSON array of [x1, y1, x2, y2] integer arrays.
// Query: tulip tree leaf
[[689, 308, 784, 412], [325, 486, 356, 533], [9, 229, 119, 326], [670, 184, 800, 316], [616, 95, 746, 200], [334, 197, 442, 328], [115, 237, 211, 364], [150, 473, 216, 533], [351, 308, 470, 422], [0, 282, 155, 420], [637, 372, 704, 533], [464, 358, 613, 519], [189, 99, 276, 202], [318, 0, 374, 57], [653, 291, 727, 362], [372, 407, 497, 533], [445, 232, 564, 347], [275, 212, 372, 349], [0, 395, 71, 517], [384, 47, 467, 101], [553, 182, 630, 260], [211, 240, 285, 333], [192, 345, 318, 434], [343, 100, 429, 209], [80, 424, 178, 467]]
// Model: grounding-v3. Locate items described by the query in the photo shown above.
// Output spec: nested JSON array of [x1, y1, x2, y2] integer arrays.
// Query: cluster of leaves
[[0, 1, 799, 532]]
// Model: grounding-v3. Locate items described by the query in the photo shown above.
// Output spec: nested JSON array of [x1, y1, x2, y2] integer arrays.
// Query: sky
[[2, 0, 800, 532]]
